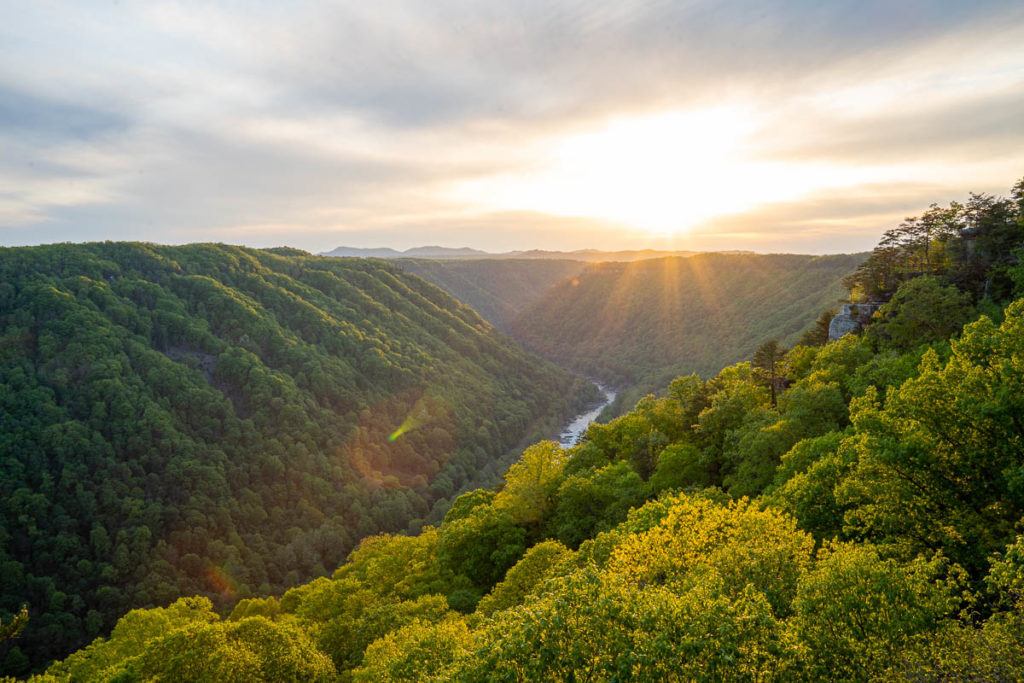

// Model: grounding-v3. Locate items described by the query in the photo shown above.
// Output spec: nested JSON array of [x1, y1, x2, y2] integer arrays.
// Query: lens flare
[[343, 389, 458, 489], [388, 396, 435, 442], [206, 565, 237, 597]]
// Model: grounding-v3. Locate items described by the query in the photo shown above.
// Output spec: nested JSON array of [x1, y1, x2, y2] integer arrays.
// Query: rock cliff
[[828, 302, 882, 340]]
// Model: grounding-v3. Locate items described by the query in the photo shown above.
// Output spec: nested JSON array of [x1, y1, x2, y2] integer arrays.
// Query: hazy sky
[[2, 1, 1023, 254]]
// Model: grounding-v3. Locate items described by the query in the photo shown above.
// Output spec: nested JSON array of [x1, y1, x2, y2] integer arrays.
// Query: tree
[[43, 597, 221, 680], [987, 533, 1024, 610], [791, 543, 957, 681], [459, 569, 789, 682], [476, 541, 574, 616], [887, 612, 1024, 682], [695, 363, 771, 483], [583, 407, 667, 480], [648, 443, 709, 493], [752, 340, 786, 407], [134, 617, 335, 682], [0, 242, 591, 672], [866, 276, 974, 351], [843, 178, 1024, 302], [353, 616, 474, 682], [494, 441, 566, 528], [0, 606, 29, 677], [437, 505, 526, 590], [442, 489, 496, 525], [950, 192, 1022, 299], [608, 495, 814, 617], [29, 180, 1024, 683], [331, 528, 459, 601], [667, 373, 708, 428], [764, 432, 852, 540], [282, 576, 450, 674], [798, 308, 837, 346], [840, 302, 1024, 575], [546, 462, 645, 548]]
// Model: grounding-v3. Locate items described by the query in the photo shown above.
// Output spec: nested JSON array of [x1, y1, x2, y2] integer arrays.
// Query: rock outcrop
[[828, 302, 881, 341]]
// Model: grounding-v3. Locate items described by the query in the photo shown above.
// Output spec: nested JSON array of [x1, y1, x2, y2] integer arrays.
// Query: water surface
[[558, 384, 616, 448]]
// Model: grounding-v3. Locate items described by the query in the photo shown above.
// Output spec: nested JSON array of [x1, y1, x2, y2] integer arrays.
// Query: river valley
[[558, 383, 617, 447]]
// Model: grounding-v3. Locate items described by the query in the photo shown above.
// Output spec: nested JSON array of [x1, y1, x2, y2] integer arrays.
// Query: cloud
[[761, 91, 1024, 166], [0, 0, 1022, 252], [0, 85, 128, 140], [686, 181, 991, 253]]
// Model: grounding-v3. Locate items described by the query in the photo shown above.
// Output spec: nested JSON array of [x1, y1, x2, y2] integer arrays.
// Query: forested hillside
[[0, 243, 592, 674], [397, 259, 587, 330], [511, 252, 864, 412], [23, 179, 1024, 682]]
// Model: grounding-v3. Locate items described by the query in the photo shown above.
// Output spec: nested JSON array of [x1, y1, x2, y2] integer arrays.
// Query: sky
[[1, 1, 1023, 255]]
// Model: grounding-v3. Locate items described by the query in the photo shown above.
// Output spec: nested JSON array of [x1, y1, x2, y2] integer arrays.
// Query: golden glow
[[450, 106, 888, 237], [205, 565, 238, 597]]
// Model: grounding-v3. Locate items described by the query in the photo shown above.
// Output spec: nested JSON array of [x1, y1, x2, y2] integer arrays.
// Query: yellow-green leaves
[[42, 599, 334, 682], [494, 440, 567, 526], [353, 616, 475, 682], [476, 541, 575, 616], [839, 300, 1024, 574], [608, 496, 813, 616], [792, 543, 958, 680]]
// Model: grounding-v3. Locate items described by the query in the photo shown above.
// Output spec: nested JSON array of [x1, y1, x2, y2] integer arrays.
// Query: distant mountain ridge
[[324, 246, 491, 258], [510, 252, 867, 414], [323, 246, 716, 262]]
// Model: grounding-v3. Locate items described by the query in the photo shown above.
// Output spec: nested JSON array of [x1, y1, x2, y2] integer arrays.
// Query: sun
[[545, 108, 757, 234], [449, 105, 890, 239], [450, 107, 767, 236]]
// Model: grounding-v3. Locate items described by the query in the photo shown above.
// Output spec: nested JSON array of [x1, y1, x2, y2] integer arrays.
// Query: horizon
[[320, 243, 867, 256], [2, 2, 1023, 254], [0, 239, 873, 258]]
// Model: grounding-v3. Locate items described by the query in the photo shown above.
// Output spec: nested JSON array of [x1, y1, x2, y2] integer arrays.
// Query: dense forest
[[396, 259, 587, 332], [511, 252, 864, 414], [11, 179, 1023, 681], [0, 243, 595, 675]]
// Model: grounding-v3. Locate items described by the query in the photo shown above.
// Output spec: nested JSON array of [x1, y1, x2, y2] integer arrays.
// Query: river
[[558, 383, 617, 448]]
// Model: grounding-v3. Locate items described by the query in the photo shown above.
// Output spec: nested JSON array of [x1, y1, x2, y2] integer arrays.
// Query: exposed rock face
[[828, 302, 881, 341]]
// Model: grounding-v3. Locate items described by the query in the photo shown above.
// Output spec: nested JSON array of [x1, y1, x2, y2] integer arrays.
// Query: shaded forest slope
[[0, 242, 589, 671], [396, 258, 587, 331]]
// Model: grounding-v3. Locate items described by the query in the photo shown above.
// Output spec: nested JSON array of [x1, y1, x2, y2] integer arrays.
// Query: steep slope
[[397, 259, 587, 330], [511, 253, 865, 409], [0, 243, 589, 672]]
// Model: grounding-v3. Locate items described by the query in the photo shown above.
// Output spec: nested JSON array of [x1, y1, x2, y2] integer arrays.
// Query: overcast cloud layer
[[2, 0, 1023, 253]]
